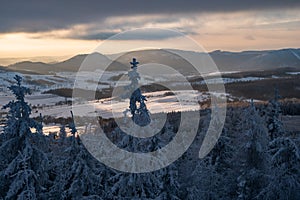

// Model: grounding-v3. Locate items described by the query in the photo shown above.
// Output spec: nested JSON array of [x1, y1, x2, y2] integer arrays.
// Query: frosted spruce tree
[[48, 138, 106, 199], [157, 163, 180, 200], [48, 112, 106, 199], [259, 137, 300, 199], [58, 124, 67, 144], [235, 101, 270, 200], [188, 130, 235, 199], [124, 58, 151, 126], [108, 170, 163, 199], [187, 158, 221, 200], [107, 161, 180, 199], [187, 106, 235, 200], [0, 75, 49, 199], [2, 75, 42, 139], [105, 123, 180, 199], [257, 93, 300, 199], [267, 88, 284, 140]]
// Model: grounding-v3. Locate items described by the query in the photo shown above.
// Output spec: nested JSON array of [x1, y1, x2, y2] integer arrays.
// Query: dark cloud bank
[[1, 0, 300, 33]]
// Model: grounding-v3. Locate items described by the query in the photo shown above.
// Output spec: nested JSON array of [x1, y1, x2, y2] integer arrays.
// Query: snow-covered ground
[[0, 89, 229, 134], [0, 69, 124, 94], [0, 69, 275, 96], [0, 69, 272, 134], [196, 76, 266, 85], [0, 94, 66, 106], [23, 90, 227, 119], [286, 71, 300, 75]]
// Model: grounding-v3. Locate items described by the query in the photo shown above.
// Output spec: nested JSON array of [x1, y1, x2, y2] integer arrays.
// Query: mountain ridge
[[2, 48, 300, 74]]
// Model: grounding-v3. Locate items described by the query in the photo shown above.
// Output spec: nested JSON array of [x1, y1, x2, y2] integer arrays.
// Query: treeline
[[0, 75, 299, 199]]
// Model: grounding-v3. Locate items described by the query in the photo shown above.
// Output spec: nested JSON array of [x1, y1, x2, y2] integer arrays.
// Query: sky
[[0, 0, 300, 59]]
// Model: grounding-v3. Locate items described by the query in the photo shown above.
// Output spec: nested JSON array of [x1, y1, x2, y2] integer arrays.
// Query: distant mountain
[[53, 52, 114, 71], [5, 52, 126, 74], [108, 48, 300, 74], [108, 49, 201, 75], [210, 48, 300, 71], [0, 55, 69, 66], [242, 49, 300, 70], [3, 48, 300, 75], [7, 61, 53, 74]]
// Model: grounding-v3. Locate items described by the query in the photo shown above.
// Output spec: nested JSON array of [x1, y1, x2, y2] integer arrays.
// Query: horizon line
[[1, 46, 300, 67]]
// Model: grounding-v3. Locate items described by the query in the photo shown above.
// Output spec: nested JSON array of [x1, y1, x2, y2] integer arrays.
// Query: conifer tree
[[105, 124, 180, 199], [48, 113, 105, 199], [258, 91, 300, 199], [236, 102, 269, 199], [187, 107, 235, 199], [0, 75, 49, 199], [260, 137, 300, 199], [267, 88, 284, 140]]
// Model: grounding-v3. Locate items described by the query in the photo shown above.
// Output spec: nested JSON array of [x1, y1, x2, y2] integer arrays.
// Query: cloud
[[74, 32, 117, 40], [109, 29, 184, 40], [73, 28, 196, 41], [245, 35, 255, 40], [21, 15, 200, 41], [253, 20, 300, 30], [0, 0, 300, 33]]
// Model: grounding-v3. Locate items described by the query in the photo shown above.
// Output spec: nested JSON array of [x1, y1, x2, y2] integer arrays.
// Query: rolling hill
[[2, 48, 300, 75]]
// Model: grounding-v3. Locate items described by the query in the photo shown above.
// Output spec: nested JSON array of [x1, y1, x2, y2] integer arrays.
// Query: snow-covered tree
[[249, 92, 300, 199], [187, 158, 222, 200], [267, 88, 284, 140], [240, 101, 269, 169], [257, 125, 300, 199], [106, 161, 180, 199], [68, 111, 77, 137], [0, 75, 49, 199], [59, 124, 67, 142], [235, 102, 270, 199], [48, 114, 106, 199], [107, 171, 163, 199], [2, 75, 42, 139], [257, 136, 300, 199], [104, 121, 180, 199], [158, 163, 180, 200], [187, 107, 236, 200], [124, 58, 151, 126], [48, 139, 105, 199], [187, 130, 236, 200]]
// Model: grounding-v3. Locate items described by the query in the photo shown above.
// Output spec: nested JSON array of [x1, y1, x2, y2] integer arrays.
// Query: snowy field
[[0, 68, 267, 135], [20, 90, 227, 119], [0, 94, 66, 108], [2, 69, 288, 135], [0, 69, 280, 95], [0, 90, 229, 134]]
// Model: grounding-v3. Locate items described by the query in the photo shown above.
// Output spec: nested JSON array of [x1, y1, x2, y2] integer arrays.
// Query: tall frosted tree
[[258, 92, 300, 199], [267, 88, 284, 140], [187, 107, 236, 200], [250, 133, 300, 200], [0, 75, 49, 199], [58, 124, 67, 143], [187, 129, 236, 199], [104, 124, 180, 199], [48, 138, 106, 199], [235, 102, 270, 200], [124, 58, 151, 126], [258, 137, 300, 199], [2, 75, 42, 139], [48, 113, 105, 199]]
